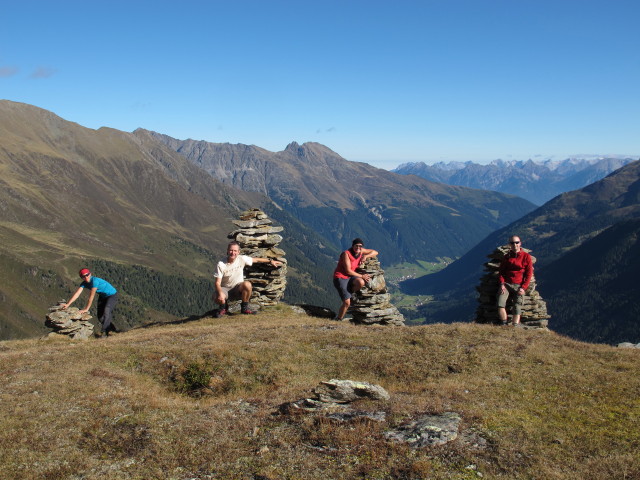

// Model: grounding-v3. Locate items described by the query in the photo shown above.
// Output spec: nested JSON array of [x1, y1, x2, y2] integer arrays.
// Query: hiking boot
[[240, 302, 256, 315], [215, 308, 227, 318], [105, 325, 119, 336]]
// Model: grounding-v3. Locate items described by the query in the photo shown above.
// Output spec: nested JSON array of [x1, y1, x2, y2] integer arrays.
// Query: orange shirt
[[333, 249, 362, 279]]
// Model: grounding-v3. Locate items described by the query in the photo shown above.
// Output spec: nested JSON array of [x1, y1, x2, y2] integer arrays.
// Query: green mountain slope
[[0, 101, 337, 339], [541, 218, 640, 344], [144, 131, 537, 264]]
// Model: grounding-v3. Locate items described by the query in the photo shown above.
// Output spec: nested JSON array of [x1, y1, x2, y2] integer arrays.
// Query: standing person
[[497, 235, 533, 326], [213, 241, 282, 317], [61, 268, 118, 337], [332, 238, 379, 321]]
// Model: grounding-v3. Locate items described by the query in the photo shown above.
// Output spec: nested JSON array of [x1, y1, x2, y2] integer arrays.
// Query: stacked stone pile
[[45, 302, 95, 340], [349, 257, 405, 326], [475, 245, 550, 328], [228, 208, 287, 306]]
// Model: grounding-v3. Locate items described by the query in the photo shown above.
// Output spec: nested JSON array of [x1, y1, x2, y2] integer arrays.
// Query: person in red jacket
[[332, 238, 378, 320], [497, 235, 533, 326]]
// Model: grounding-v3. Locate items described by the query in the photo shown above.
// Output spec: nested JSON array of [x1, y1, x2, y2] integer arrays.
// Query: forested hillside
[[541, 218, 640, 344]]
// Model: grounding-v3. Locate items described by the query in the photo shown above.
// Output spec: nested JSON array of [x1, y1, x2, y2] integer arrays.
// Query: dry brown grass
[[1, 305, 639, 479]]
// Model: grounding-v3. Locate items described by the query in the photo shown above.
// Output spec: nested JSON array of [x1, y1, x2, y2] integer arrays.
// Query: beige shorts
[[221, 283, 243, 302], [497, 283, 524, 315]]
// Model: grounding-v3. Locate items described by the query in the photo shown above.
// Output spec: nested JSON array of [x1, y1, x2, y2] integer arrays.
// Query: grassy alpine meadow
[[1, 304, 639, 480]]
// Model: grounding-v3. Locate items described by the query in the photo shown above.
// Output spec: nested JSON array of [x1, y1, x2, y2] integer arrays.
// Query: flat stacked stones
[[475, 245, 550, 328], [45, 302, 95, 339], [227, 208, 287, 305], [349, 257, 405, 326]]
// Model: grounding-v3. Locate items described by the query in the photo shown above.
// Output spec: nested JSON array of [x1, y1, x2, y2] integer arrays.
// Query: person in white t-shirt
[[213, 241, 282, 317]]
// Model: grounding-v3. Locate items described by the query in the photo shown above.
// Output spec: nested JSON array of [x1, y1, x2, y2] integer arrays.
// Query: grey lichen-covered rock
[[384, 412, 462, 447], [227, 208, 287, 306], [475, 245, 551, 329], [349, 257, 405, 326], [278, 379, 389, 423], [617, 342, 640, 349], [314, 379, 390, 403], [45, 302, 95, 340]]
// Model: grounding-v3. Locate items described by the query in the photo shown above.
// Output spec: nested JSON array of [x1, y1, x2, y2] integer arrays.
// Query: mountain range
[[2, 99, 638, 344], [0, 100, 531, 340], [401, 160, 640, 344], [393, 157, 637, 205], [144, 131, 535, 265]]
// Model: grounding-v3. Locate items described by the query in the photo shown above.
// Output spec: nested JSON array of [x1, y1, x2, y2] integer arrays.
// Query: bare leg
[[498, 307, 508, 324], [351, 277, 365, 293], [337, 298, 351, 320], [240, 281, 252, 302]]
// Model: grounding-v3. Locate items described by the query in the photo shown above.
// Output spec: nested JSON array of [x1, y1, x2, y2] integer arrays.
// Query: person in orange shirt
[[332, 238, 378, 321]]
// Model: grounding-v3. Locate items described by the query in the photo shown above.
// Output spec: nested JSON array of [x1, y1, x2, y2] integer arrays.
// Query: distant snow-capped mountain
[[392, 156, 637, 205]]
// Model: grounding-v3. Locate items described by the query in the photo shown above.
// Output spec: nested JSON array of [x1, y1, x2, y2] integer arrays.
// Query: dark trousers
[[97, 293, 118, 333]]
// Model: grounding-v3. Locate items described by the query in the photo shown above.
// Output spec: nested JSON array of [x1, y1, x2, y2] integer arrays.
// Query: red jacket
[[498, 250, 533, 290]]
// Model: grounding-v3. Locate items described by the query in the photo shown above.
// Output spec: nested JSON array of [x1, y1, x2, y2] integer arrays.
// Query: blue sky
[[1, 0, 639, 169]]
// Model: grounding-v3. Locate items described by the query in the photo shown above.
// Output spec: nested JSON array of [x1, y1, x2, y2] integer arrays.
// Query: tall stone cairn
[[475, 245, 550, 328], [350, 257, 405, 326], [45, 302, 95, 340], [227, 208, 287, 306]]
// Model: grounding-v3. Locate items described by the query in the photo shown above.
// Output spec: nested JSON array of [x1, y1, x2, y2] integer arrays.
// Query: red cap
[[79, 268, 91, 277]]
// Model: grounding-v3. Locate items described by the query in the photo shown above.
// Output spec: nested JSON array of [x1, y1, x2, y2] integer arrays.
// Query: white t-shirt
[[214, 255, 254, 288]]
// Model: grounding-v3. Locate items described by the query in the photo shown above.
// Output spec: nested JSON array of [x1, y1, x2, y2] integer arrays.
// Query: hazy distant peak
[[283, 141, 344, 160]]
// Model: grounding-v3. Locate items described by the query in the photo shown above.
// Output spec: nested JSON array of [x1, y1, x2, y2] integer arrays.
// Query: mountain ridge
[[144, 129, 536, 264], [393, 156, 637, 205]]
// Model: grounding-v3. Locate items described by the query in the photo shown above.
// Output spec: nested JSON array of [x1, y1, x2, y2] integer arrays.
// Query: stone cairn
[[475, 245, 550, 328], [45, 302, 95, 340], [227, 208, 287, 306], [349, 257, 405, 326]]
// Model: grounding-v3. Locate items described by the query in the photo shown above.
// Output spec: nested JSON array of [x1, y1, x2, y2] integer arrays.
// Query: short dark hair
[[352, 238, 364, 246]]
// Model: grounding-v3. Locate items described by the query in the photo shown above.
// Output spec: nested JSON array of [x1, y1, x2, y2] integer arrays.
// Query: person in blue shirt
[[61, 268, 119, 337]]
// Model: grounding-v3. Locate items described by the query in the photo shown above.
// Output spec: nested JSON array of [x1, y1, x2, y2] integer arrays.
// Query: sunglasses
[[81, 273, 90, 277], [509, 241, 521, 245]]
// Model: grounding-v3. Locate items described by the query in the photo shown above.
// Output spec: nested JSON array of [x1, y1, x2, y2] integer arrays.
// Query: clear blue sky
[[2, 0, 639, 169]]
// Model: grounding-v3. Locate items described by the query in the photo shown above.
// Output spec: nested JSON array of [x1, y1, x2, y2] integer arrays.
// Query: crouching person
[[213, 241, 282, 317]]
